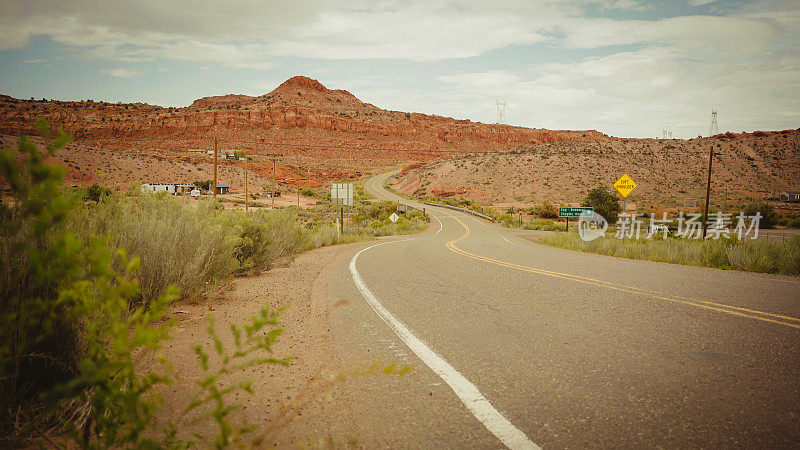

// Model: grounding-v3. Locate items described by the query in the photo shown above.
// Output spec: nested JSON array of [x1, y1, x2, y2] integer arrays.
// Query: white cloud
[[438, 71, 522, 89], [689, 0, 718, 5], [100, 68, 141, 78], [269, 3, 554, 61], [0, 0, 798, 137], [582, 0, 648, 11]]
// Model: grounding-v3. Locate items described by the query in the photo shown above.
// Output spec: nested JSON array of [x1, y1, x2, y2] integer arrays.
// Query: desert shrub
[[533, 200, 558, 219], [742, 203, 778, 229], [788, 218, 800, 229], [500, 217, 560, 231], [413, 187, 427, 197], [525, 219, 562, 231], [0, 120, 295, 447], [68, 195, 238, 306], [347, 201, 427, 236], [194, 179, 212, 191], [0, 121, 183, 445], [299, 187, 314, 197], [84, 183, 111, 202], [1, 119, 83, 437], [230, 209, 306, 274], [582, 186, 622, 224], [69, 197, 324, 304]]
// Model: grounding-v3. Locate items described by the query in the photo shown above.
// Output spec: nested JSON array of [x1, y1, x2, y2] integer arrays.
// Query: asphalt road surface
[[328, 171, 800, 448]]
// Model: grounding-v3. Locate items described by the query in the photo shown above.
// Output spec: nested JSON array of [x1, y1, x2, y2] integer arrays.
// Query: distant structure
[[709, 109, 719, 136], [661, 128, 673, 139], [780, 191, 800, 203], [495, 99, 508, 124]]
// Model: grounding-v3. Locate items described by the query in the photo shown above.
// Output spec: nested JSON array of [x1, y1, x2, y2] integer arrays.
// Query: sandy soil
[[147, 243, 365, 447]]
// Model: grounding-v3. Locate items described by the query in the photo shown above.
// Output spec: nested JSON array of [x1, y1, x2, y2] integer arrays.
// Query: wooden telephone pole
[[213, 137, 218, 199], [701, 146, 714, 239], [244, 156, 248, 212], [267, 153, 281, 210]]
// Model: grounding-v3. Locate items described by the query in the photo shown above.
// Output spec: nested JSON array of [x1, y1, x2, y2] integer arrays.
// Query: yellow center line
[[445, 216, 800, 330]]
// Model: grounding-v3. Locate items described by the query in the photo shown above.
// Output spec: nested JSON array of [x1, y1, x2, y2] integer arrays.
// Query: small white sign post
[[331, 183, 353, 206], [389, 212, 399, 235], [331, 183, 353, 236]]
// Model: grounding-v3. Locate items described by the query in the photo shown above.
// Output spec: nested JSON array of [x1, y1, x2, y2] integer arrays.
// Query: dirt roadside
[[146, 241, 377, 447]]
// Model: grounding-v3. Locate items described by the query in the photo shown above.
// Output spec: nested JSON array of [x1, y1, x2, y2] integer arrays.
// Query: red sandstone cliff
[[0, 76, 611, 160]]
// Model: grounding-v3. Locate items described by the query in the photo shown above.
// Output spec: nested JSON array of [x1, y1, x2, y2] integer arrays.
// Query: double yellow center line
[[445, 216, 800, 330]]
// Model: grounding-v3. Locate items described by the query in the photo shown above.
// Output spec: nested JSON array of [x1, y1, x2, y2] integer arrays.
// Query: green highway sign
[[558, 207, 593, 218]]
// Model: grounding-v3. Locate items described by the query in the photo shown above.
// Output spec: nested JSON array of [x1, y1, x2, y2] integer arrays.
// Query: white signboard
[[331, 183, 353, 206], [389, 212, 399, 223]]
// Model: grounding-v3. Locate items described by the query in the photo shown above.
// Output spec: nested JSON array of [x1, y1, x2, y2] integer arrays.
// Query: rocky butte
[[0, 76, 611, 169]]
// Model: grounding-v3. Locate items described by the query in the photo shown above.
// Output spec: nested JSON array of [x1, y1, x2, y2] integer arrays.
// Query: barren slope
[[395, 131, 800, 209]]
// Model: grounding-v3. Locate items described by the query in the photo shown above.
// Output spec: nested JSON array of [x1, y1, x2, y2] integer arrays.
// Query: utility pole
[[213, 137, 218, 199], [265, 153, 281, 210], [702, 145, 714, 239], [272, 156, 276, 210], [621, 197, 627, 244], [244, 156, 248, 212]]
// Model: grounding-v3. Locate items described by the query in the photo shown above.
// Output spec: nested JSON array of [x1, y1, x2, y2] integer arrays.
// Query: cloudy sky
[[1, 0, 798, 138]]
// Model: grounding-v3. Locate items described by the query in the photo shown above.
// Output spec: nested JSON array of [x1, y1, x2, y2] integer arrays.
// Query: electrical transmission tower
[[709, 109, 719, 136], [661, 128, 673, 139], [495, 99, 508, 124]]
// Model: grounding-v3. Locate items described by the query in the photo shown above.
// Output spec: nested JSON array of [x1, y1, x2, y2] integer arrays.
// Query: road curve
[[332, 170, 800, 448]]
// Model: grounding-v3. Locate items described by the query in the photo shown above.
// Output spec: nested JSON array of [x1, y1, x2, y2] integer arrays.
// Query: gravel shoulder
[[150, 242, 371, 446]]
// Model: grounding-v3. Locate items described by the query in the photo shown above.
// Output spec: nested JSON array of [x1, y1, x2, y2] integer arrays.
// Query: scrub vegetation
[[541, 232, 800, 275], [300, 180, 428, 238], [0, 121, 420, 447]]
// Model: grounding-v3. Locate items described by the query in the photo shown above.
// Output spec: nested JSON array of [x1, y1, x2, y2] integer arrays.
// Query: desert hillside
[[0, 76, 609, 188], [395, 130, 800, 209], [0, 135, 283, 193]]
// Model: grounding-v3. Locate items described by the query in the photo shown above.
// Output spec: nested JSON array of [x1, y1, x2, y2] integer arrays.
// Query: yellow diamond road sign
[[613, 173, 638, 198]]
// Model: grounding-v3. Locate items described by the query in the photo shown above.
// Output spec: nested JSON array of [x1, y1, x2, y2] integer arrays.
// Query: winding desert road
[[327, 171, 800, 448]]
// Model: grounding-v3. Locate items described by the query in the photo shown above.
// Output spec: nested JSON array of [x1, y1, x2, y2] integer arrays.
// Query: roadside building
[[174, 183, 196, 195], [141, 183, 176, 194], [215, 183, 230, 195], [779, 191, 800, 203], [141, 183, 197, 195]]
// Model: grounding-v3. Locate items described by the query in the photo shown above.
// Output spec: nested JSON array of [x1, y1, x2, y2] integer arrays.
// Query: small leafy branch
[[44, 256, 183, 449], [187, 306, 292, 448]]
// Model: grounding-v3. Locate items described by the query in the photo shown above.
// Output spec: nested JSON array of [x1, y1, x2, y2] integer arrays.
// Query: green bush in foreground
[[541, 232, 800, 275], [0, 121, 291, 447]]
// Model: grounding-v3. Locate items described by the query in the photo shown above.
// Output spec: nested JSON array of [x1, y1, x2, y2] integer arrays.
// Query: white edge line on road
[[434, 214, 443, 233], [349, 240, 539, 450], [501, 236, 527, 248], [469, 215, 489, 227]]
